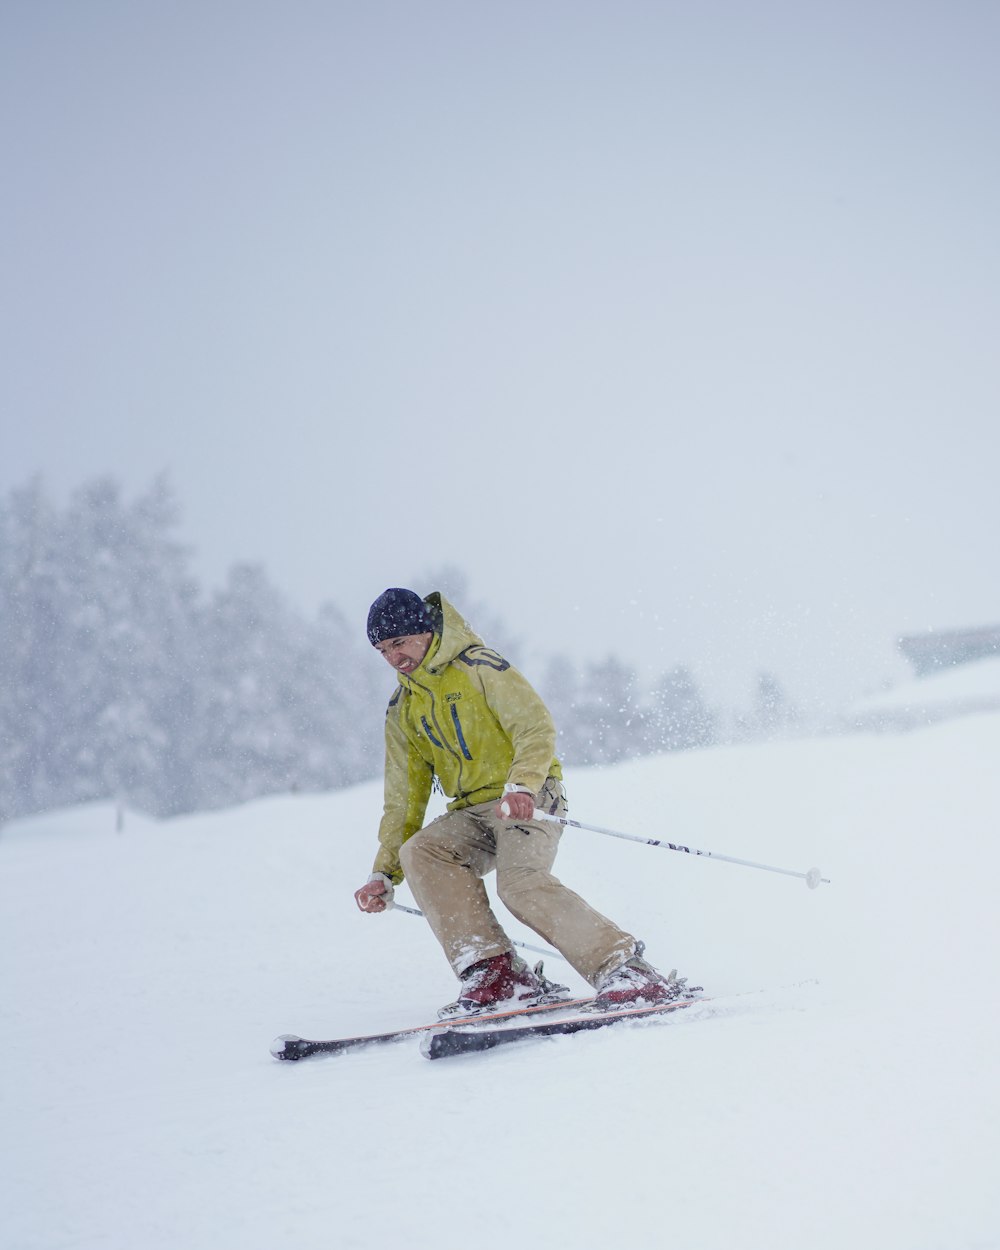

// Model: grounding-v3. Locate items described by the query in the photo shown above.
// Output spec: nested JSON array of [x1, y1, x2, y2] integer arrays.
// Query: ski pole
[[390, 902, 566, 962], [500, 804, 830, 889]]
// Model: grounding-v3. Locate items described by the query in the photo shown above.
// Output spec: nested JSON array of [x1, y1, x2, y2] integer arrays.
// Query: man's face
[[375, 632, 433, 675]]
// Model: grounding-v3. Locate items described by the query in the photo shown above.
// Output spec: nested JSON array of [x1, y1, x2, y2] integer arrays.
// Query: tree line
[[0, 476, 382, 822], [0, 477, 793, 824]]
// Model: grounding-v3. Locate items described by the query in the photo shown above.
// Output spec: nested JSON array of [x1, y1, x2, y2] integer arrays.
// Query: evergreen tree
[[646, 665, 716, 752], [732, 669, 796, 741], [190, 565, 383, 812], [287, 600, 383, 793], [193, 563, 312, 807], [537, 654, 590, 765], [0, 477, 68, 818], [60, 475, 202, 815], [418, 564, 522, 663], [572, 655, 644, 765], [0, 475, 204, 819]]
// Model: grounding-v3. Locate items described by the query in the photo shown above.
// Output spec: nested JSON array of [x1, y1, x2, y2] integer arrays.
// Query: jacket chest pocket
[[417, 708, 473, 762], [419, 715, 445, 750], [447, 702, 473, 760]]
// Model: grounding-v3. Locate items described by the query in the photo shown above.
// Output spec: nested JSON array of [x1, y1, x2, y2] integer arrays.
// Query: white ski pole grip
[[533, 810, 830, 888]]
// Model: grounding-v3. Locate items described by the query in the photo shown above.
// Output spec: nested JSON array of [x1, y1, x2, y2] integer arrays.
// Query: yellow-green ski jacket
[[372, 593, 562, 884]]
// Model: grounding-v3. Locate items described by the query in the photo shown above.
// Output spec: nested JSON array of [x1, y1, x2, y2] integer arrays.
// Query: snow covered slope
[[3, 713, 998, 1250], [845, 655, 1000, 731]]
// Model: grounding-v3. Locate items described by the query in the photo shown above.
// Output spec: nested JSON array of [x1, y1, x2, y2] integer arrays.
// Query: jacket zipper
[[408, 675, 466, 795]]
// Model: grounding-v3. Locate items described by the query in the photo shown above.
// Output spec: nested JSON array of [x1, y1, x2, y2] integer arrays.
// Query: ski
[[270, 994, 596, 1060], [421, 996, 704, 1060]]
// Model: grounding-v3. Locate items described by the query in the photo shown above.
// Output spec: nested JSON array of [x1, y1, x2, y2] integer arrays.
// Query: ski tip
[[420, 1029, 493, 1061], [270, 1033, 303, 1060]]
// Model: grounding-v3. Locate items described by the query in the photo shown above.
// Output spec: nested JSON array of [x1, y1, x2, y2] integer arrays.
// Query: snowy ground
[[3, 709, 999, 1250], [846, 655, 1000, 730]]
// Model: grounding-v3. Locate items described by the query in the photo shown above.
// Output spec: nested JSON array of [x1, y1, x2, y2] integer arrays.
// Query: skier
[[354, 587, 692, 1017]]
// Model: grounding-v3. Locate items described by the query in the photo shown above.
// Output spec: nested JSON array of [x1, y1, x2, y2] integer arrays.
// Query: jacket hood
[[428, 593, 484, 667], [396, 592, 483, 686]]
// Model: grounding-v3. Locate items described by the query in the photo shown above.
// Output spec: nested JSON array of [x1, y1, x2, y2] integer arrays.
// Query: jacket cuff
[[373, 864, 404, 887]]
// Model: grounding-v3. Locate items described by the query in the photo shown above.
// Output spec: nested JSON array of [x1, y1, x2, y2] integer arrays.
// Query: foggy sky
[[3, 1, 998, 713]]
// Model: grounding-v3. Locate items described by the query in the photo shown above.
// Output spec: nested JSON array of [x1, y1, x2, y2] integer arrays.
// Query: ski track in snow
[[2, 712, 999, 1250]]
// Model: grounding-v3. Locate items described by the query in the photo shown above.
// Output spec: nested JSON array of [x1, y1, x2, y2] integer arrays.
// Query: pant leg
[[483, 783, 636, 986], [399, 808, 510, 976]]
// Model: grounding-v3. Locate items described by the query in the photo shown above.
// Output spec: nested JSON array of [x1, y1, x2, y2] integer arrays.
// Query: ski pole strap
[[390, 902, 566, 962], [534, 812, 830, 889]]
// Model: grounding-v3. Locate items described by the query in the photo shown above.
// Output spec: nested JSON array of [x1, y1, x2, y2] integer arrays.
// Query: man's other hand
[[354, 873, 394, 913]]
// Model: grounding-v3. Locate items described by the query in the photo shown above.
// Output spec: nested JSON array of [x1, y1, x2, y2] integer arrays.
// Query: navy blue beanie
[[367, 588, 434, 646]]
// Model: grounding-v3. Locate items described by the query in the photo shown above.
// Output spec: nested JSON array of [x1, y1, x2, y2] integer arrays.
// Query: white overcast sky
[[2, 0, 997, 713]]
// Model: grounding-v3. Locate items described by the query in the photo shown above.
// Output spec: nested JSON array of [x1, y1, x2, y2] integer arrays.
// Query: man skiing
[[354, 587, 691, 1017]]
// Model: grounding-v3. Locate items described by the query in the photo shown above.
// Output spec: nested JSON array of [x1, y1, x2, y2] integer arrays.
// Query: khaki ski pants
[[398, 781, 635, 986]]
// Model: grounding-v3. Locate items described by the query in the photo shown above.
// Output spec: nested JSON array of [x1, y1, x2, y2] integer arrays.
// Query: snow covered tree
[[189, 565, 384, 812], [59, 475, 202, 815], [570, 655, 644, 765], [645, 665, 717, 753], [731, 670, 797, 742], [537, 654, 592, 765], [192, 563, 317, 807], [309, 601, 384, 788], [417, 564, 522, 664], [0, 475, 203, 819], [0, 477, 69, 818]]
